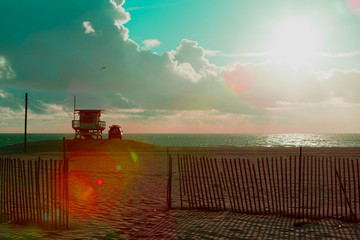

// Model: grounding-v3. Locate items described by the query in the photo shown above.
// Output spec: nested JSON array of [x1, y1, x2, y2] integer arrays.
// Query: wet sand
[[1, 140, 360, 239]]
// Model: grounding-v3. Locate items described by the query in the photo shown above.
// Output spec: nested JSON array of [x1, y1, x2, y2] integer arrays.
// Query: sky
[[1, 0, 360, 133]]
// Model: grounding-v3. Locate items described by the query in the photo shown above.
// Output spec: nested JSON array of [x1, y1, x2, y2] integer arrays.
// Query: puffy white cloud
[[170, 39, 220, 81], [82, 21, 95, 34], [110, 0, 130, 26], [141, 39, 161, 51]]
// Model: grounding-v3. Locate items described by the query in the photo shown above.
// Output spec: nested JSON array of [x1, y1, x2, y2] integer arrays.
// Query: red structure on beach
[[72, 109, 106, 139]]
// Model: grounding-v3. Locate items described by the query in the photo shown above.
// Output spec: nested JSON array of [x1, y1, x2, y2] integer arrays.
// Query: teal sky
[[1, 0, 360, 133], [125, 0, 360, 68]]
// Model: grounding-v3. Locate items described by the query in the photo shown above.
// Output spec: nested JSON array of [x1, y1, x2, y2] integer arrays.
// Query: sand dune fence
[[168, 154, 360, 222], [0, 157, 69, 229]]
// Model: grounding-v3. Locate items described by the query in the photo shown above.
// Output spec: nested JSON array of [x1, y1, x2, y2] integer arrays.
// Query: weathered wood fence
[[169, 155, 360, 222], [0, 157, 69, 229]]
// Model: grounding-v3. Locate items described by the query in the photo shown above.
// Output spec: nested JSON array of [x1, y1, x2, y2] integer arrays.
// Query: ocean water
[[1, 133, 360, 148]]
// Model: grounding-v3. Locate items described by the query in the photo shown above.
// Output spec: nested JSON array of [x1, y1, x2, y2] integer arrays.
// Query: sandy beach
[[1, 140, 360, 239]]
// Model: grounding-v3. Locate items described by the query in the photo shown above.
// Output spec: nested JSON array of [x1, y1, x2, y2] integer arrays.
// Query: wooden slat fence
[[170, 155, 360, 222], [0, 157, 69, 229]]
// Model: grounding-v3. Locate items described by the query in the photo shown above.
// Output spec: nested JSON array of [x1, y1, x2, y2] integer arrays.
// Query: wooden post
[[26, 161, 31, 223], [290, 156, 294, 217], [220, 171, 231, 211], [343, 158, 347, 220], [315, 156, 319, 219], [322, 157, 325, 219], [0, 158, 2, 219], [326, 158, 330, 218], [239, 158, 249, 213], [31, 161, 37, 224], [45, 161, 49, 228], [229, 158, 240, 212], [353, 159, 357, 222], [357, 159, 360, 222], [18, 160, 24, 223], [302, 156, 306, 219], [62, 148, 65, 226], [270, 158, 278, 215], [248, 160, 257, 213], [22, 161, 29, 223], [285, 158, 289, 217], [348, 158, 354, 222], [58, 161, 62, 228], [214, 159, 226, 210], [338, 158, 342, 219], [65, 157, 69, 230], [202, 157, 213, 209], [196, 157, 206, 208], [167, 151, 171, 207], [330, 157, 334, 218], [280, 157, 285, 216], [261, 158, 270, 214], [209, 158, 221, 210], [226, 158, 237, 212], [5, 159, 9, 221], [10, 159, 15, 222], [191, 157, 200, 209], [0, 159, 3, 220], [252, 163, 261, 214], [265, 158, 275, 214], [13, 159, 20, 222], [222, 159, 233, 212], [180, 156, 189, 209], [243, 159, 253, 213], [62, 136, 70, 229], [185, 156, 195, 209], [24, 93, 28, 153], [167, 154, 172, 209], [234, 158, 245, 212], [335, 158, 338, 219], [1, 159, 4, 220], [180, 157, 188, 208], [202, 157, 212, 209], [37, 159, 42, 225], [298, 147, 302, 219], [6, 159, 10, 221], [50, 159, 54, 226], [178, 155, 183, 209], [54, 160, 58, 228], [41, 160, 45, 226], [194, 157, 203, 208], [275, 158, 281, 214], [306, 157, 310, 219]]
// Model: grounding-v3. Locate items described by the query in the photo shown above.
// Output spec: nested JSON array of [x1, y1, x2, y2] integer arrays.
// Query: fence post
[[167, 153, 172, 209], [297, 147, 302, 219]]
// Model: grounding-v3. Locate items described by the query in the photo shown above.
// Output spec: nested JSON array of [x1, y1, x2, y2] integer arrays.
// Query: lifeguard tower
[[72, 109, 106, 139]]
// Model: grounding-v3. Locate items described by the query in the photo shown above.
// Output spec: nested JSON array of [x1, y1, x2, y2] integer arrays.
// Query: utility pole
[[24, 92, 28, 152], [74, 96, 76, 120]]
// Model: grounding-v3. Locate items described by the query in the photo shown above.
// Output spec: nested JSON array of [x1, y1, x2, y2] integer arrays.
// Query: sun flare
[[269, 17, 322, 66]]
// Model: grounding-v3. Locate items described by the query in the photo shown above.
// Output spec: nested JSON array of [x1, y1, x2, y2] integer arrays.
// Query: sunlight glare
[[269, 17, 322, 66]]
